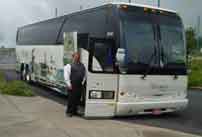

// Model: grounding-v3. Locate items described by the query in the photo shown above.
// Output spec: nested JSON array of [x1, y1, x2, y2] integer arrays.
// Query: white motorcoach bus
[[16, 2, 188, 117]]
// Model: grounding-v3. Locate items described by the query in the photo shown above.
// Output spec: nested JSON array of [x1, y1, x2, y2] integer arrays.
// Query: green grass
[[0, 71, 34, 97], [188, 59, 202, 87], [0, 71, 7, 90]]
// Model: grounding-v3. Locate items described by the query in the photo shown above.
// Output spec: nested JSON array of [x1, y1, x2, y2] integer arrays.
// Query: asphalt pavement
[[1, 89, 198, 137], [116, 90, 202, 136], [3, 70, 202, 136]]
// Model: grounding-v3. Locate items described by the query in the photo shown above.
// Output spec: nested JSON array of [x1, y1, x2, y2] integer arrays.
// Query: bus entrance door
[[84, 38, 118, 118]]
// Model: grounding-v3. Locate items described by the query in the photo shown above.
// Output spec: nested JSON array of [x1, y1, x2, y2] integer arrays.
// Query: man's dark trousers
[[66, 62, 85, 115], [66, 86, 82, 115]]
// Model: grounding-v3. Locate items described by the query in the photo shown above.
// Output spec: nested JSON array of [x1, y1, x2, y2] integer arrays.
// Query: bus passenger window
[[92, 42, 114, 73]]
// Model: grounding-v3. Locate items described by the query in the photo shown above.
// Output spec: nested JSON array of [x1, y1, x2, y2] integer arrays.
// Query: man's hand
[[67, 85, 72, 90]]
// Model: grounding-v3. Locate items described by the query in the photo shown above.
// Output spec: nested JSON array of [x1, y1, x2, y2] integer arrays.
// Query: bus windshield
[[120, 8, 186, 75], [160, 24, 186, 65]]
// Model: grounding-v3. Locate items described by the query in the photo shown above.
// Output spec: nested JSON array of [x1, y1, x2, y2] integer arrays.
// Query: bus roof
[[109, 2, 177, 13], [17, 2, 179, 45], [20, 2, 177, 28]]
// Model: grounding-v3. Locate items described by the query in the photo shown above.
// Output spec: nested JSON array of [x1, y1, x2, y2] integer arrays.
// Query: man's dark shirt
[[70, 62, 86, 87]]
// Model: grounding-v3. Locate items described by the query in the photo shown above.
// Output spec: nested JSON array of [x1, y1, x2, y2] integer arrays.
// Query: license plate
[[152, 109, 161, 115]]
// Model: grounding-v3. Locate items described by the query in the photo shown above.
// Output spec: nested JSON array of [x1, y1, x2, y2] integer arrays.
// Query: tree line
[[186, 27, 202, 54]]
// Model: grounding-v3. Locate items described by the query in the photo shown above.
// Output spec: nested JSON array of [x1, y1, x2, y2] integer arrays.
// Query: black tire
[[20, 63, 25, 80]]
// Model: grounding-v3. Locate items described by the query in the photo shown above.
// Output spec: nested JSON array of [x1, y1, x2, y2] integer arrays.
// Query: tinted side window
[[58, 8, 114, 43], [17, 17, 64, 45]]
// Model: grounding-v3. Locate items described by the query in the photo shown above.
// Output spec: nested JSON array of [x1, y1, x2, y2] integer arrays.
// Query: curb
[[189, 87, 202, 90]]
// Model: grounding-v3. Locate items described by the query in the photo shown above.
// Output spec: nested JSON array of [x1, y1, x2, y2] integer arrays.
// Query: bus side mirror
[[116, 48, 126, 66]]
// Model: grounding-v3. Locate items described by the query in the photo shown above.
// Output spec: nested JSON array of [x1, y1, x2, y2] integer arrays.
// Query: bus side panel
[[85, 73, 118, 117], [16, 45, 65, 90]]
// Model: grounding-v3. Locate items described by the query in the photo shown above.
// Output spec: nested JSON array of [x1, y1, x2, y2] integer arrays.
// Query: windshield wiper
[[141, 45, 157, 80]]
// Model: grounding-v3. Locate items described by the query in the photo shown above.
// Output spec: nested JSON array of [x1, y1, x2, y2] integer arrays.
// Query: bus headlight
[[90, 91, 102, 99], [89, 91, 115, 99]]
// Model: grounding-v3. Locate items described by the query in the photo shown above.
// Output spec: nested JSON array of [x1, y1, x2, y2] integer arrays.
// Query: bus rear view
[[115, 4, 188, 116]]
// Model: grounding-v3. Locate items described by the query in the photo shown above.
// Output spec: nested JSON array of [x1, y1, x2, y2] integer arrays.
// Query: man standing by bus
[[64, 52, 86, 117]]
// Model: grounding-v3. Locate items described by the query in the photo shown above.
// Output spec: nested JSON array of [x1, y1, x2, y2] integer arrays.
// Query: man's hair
[[72, 52, 81, 62], [72, 52, 80, 58]]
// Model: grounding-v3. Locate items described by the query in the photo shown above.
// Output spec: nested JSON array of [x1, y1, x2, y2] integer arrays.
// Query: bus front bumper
[[115, 99, 188, 116]]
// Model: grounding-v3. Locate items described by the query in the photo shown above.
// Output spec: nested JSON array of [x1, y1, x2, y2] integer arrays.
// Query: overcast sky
[[0, 0, 201, 47]]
